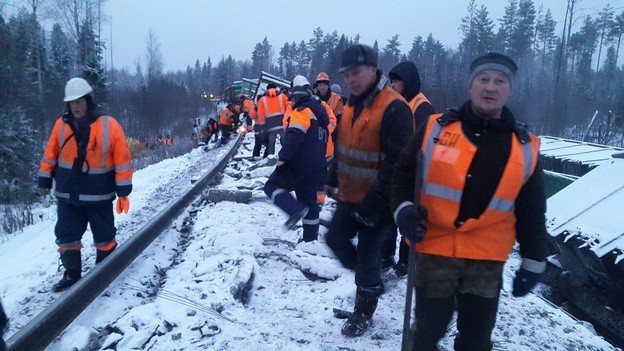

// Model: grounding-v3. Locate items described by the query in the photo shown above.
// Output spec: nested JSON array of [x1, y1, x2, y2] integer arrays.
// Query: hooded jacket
[[389, 61, 421, 102]]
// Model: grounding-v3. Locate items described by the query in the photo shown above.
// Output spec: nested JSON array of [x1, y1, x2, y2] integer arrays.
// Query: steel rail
[[6, 135, 243, 351]]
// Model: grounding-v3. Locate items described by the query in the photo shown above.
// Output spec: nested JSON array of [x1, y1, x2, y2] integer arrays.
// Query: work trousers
[[264, 165, 322, 242], [253, 132, 269, 158], [55, 200, 116, 249], [326, 202, 392, 288], [411, 254, 504, 351]]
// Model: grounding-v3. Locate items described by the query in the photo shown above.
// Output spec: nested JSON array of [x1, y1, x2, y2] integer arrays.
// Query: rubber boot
[[52, 250, 82, 293], [453, 292, 499, 351], [341, 285, 384, 337], [95, 242, 118, 264]]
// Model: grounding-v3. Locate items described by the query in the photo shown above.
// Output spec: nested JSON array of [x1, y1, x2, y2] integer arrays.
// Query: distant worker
[[156, 135, 165, 146], [391, 53, 548, 351], [382, 60, 436, 275], [325, 44, 413, 337], [38, 77, 133, 292], [263, 76, 330, 242], [315, 72, 344, 142], [252, 84, 273, 158], [166, 135, 173, 146], [219, 104, 235, 143], [257, 83, 289, 156], [206, 117, 219, 142], [331, 83, 347, 105], [389, 61, 435, 127], [191, 132, 199, 148], [240, 94, 257, 132]]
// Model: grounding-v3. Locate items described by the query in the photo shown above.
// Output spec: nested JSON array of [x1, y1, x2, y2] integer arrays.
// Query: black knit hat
[[339, 44, 378, 73], [469, 52, 518, 85], [266, 83, 277, 90]]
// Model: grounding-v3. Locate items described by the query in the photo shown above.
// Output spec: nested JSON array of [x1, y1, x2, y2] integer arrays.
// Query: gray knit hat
[[469, 52, 517, 86]]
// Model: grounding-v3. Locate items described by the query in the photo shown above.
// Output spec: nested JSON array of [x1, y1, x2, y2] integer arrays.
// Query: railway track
[[6, 136, 243, 351]]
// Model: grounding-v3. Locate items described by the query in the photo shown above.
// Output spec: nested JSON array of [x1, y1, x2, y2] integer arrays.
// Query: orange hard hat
[[316, 72, 330, 82]]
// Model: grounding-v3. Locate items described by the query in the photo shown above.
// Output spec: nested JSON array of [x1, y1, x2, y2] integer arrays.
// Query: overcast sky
[[103, 0, 619, 72]]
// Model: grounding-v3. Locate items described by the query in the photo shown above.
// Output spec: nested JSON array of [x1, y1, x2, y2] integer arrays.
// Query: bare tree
[[145, 28, 163, 84]]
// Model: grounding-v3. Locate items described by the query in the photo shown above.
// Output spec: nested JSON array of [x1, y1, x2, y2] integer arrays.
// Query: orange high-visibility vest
[[39, 115, 133, 203], [415, 114, 540, 261], [336, 87, 405, 204], [257, 89, 288, 133], [328, 91, 344, 118], [408, 92, 430, 115], [219, 107, 233, 125]]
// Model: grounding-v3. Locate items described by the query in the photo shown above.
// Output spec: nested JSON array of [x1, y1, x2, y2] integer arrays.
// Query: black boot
[[341, 285, 384, 337], [95, 242, 118, 264], [52, 250, 82, 293]]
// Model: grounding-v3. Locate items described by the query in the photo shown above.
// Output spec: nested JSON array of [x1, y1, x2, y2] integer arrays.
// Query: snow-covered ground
[[0, 135, 620, 350]]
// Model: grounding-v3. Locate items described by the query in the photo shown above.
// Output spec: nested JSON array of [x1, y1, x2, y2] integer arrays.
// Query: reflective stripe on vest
[[409, 93, 430, 115], [416, 114, 540, 261], [422, 120, 534, 214]]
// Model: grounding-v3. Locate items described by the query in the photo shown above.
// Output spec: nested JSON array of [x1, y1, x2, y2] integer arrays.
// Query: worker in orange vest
[[257, 84, 289, 156], [315, 72, 344, 143], [38, 77, 133, 292], [391, 53, 548, 351], [382, 61, 436, 275], [325, 44, 414, 337], [219, 104, 235, 143]]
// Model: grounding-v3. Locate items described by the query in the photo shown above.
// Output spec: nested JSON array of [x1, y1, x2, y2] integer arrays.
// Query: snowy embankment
[[0, 135, 619, 351]]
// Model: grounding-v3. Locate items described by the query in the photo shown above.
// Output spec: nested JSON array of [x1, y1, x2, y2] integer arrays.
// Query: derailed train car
[[541, 137, 624, 345]]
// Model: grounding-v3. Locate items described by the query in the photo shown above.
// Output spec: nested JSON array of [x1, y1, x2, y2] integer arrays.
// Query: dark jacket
[[391, 101, 549, 261], [328, 71, 413, 214], [279, 95, 329, 177]]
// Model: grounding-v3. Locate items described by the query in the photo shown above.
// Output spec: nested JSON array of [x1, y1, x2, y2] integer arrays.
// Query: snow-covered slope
[[0, 135, 619, 350]]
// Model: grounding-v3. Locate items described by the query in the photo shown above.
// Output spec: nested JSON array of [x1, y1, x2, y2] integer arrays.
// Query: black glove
[[395, 204, 427, 243], [512, 268, 543, 297], [350, 191, 384, 227], [350, 208, 376, 227]]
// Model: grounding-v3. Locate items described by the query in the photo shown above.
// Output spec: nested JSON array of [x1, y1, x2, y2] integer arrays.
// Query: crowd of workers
[[260, 45, 548, 350], [0, 43, 547, 351]]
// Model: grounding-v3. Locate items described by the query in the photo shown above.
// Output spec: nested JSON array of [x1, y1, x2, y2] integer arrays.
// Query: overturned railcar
[[543, 144, 624, 346]]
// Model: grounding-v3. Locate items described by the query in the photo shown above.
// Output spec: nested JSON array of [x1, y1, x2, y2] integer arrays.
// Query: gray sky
[[104, 0, 618, 72]]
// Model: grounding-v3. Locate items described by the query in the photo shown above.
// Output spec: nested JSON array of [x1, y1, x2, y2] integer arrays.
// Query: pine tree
[[251, 37, 272, 78], [379, 34, 401, 74], [78, 18, 107, 102], [595, 4, 615, 71], [510, 0, 536, 58], [309, 27, 326, 79], [496, 0, 518, 53], [536, 9, 557, 56], [46, 24, 72, 124], [610, 11, 624, 64]]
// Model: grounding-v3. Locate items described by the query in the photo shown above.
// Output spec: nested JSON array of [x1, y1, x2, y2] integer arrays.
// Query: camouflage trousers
[[414, 253, 504, 299]]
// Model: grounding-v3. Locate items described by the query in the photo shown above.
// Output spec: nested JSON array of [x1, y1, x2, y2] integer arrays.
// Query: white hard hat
[[64, 78, 93, 102], [291, 75, 311, 89]]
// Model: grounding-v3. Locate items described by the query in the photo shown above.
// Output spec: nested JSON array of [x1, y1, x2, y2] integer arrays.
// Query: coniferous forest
[[1, 0, 624, 205]]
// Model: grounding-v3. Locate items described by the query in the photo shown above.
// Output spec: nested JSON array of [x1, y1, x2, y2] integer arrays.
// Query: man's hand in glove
[[116, 196, 130, 214], [395, 203, 427, 243], [512, 259, 546, 297]]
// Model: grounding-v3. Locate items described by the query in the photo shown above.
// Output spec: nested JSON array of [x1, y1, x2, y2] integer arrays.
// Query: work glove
[[395, 203, 427, 243], [350, 191, 384, 227], [116, 196, 130, 214], [512, 260, 545, 297]]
